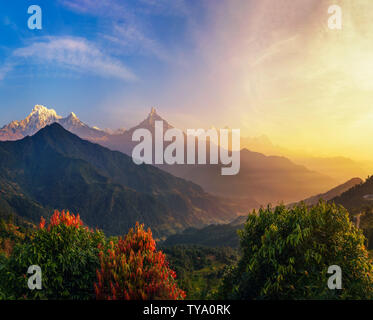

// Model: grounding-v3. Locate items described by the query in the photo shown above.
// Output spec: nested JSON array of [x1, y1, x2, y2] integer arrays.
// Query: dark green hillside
[[162, 223, 243, 248], [331, 176, 373, 249], [0, 124, 240, 238], [331, 176, 371, 215]]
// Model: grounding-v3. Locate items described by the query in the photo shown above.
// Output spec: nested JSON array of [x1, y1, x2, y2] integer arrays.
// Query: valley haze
[[1, 105, 359, 207], [1, 0, 373, 302]]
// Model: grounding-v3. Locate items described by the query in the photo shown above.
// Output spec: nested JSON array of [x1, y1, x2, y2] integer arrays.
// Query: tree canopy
[[219, 201, 373, 300]]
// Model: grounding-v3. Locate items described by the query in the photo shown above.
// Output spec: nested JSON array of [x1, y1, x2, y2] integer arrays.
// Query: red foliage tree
[[40, 210, 85, 230], [94, 222, 186, 300]]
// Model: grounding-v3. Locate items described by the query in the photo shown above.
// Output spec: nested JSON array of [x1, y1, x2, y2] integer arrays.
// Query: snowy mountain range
[[0, 105, 167, 144], [0, 105, 109, 141], [99, 106, 175, 155], [0, 104, 172, 156], [0, 105, 365, 205]]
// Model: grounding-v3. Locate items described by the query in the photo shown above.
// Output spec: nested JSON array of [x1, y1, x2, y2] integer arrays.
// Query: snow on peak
[[146, 107, 163, 123], [60, 112, 85, 127], [65, 112, 79, 121], [132, 107, 173, 132], [31, 105, 61, 118], [19, 105, 63, 135], [32, 105, 45, 112], [0, 105, 109, 141]]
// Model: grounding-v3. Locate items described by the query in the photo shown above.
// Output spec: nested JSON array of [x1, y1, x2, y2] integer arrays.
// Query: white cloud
[[59, 0, 187, 62], [60, 0, 130, 18], [103, 23, 169, 61], [1, 36, 136, 81]]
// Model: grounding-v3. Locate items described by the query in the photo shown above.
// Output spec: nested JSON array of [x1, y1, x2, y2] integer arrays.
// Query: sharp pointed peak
[[130, 106, 174, 131], [149, 107, 158, 117], [145, 107, 165, 122], [68, 112, 78, 119]]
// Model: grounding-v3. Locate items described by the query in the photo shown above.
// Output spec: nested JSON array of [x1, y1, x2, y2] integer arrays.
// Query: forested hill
[[0, 123, 241, 238], [331, 176, 373, 215]]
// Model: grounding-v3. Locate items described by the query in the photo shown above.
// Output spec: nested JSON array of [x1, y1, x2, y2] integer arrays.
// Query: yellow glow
[[172, 0, 373, 162]]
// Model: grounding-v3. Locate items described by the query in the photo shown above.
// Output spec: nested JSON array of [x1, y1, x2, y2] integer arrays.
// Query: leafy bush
[[219, 201, 373, 300], [95, 223, 185, 300], [2, 210, 105, 300]]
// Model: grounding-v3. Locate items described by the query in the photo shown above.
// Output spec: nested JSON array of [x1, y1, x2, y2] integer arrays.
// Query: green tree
[[2, 210, 105, 300], [219, 201, 373, 300]]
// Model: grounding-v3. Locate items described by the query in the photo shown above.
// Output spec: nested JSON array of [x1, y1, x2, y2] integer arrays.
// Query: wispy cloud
[[60, 0, 130, 18], [1, 36, 136, 81], [59, 0, 188, 61], [103, 23, 170, 61], [136, 0, 189, 16]]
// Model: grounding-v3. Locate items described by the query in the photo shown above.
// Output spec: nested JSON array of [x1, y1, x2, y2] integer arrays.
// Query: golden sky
[[5, 0, 371, 161], [165, 0, 373, 160]]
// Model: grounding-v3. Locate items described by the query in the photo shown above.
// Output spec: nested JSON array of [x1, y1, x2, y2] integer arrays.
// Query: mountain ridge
[[0, 105, 344, 205], [0, 105, 107, 141], [288, 177, 363, 207], [0, 123, 242, 239], [331, 176, 373, 215]]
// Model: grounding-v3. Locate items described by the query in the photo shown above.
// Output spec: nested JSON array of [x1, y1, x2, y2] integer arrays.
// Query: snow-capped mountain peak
[[30, 105, 61, 119], [0, 105, 63, 138], [0, 105, 107, 141], [61, 112, 84, 126], [138, 107, 172, 130], [27, 105, 62, 127], [67, 112, 78, 119], [149, 107, 157, 116]]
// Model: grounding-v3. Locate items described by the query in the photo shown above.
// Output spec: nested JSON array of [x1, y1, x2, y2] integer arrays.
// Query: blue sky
[[1, 1, 373, 160], [0, 0, 206, 129]]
